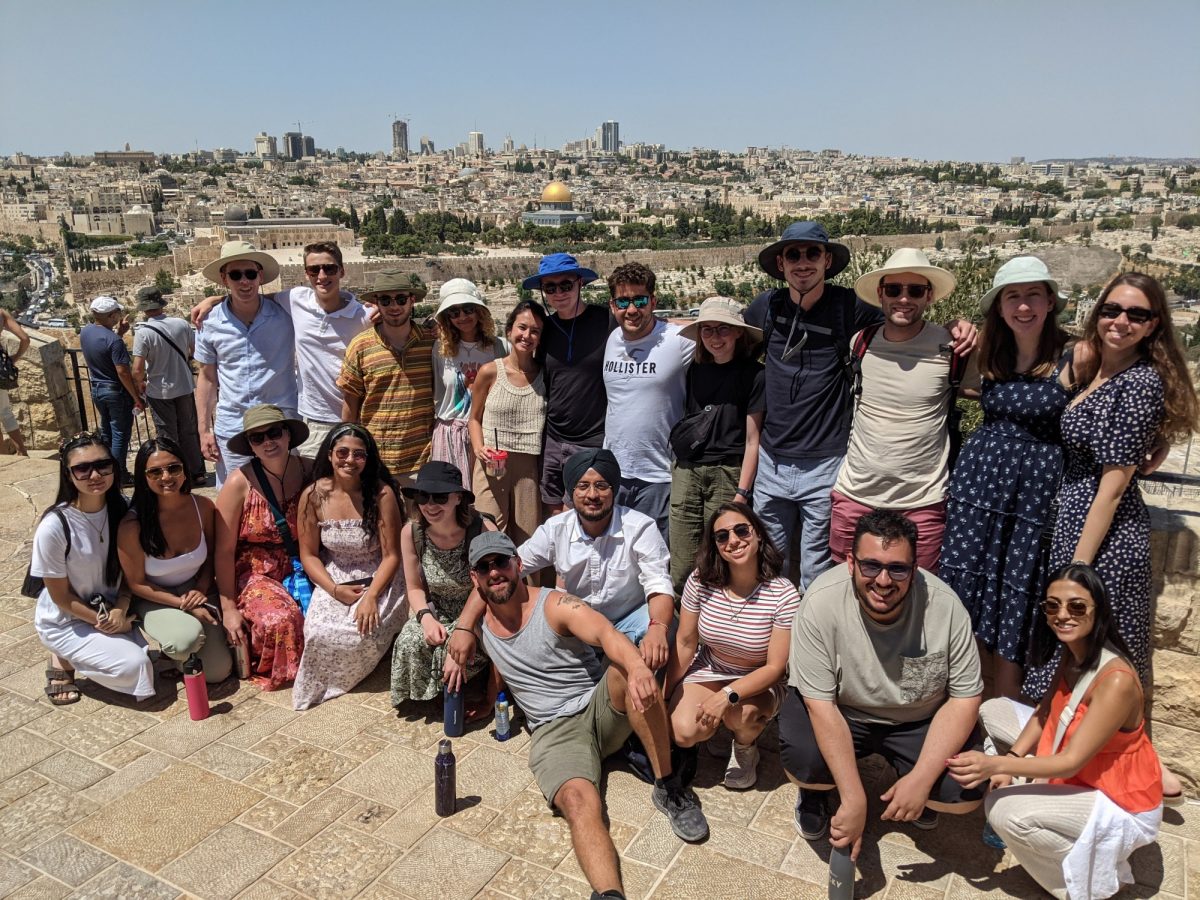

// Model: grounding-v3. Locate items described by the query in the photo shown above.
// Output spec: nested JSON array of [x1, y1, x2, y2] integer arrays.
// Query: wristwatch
[[415, 609, 432, 623], [734, 488, 752, 499], [722, 686, 740, 705]]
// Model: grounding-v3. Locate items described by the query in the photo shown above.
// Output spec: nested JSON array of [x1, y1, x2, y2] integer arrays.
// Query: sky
[[2, 0, 1197, 162]]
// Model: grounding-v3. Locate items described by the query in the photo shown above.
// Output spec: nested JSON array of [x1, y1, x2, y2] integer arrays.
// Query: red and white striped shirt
[[681, 573, 800, 666]]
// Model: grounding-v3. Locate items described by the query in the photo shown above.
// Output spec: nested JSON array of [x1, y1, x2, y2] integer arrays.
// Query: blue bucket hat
[[758, 221, 851, 281], [521, 253, 599, 291]]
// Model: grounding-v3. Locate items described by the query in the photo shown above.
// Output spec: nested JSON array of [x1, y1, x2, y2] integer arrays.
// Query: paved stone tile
[[267, 823, 399, 898], [333, 732, 390, 762], [0, 691, 49, 735], [20, 834, 114, 886], [30, 753, 110, 792], [484, 858, 555, 899], [0, 771, 49, 808], [159, 823, 291, 900], [95, 741, 149, 768], [237, 797, 298, 834], [352, 886, 406, 900], [370, 788, 440, 850], [272, 787, 359, 847], [221, 704, 300, 751], [0, 852, 38, 895], [363, 712, 445, 752], [594, 769, 655, 827], [531, 871, 592, 899], [338, 800, 397, 835], [0, 730, 60, 782], [885, 881, 949, 899], [277, 698, 387, 750], [334, 742, 432, 808], [655, 844, 824, 899], [136, 707, 243, 757], [66, 861, 177, 899], [8, 875, 71, 899], [623, 814, 685, 870], [456, 743, 537, 810], [70, 763, 261, 872], [1130, 831, 1188, 895], [243, 743, 356, 806], [186, 742, 269, 781], [441, 799, 499, 837], [233, 879, 301, 900], [49, 707, 156, 756], [780, 837, 836, 889], [0, 783, 98, 854], [689, 777, 772, 827], [81, 750, 173, 805], [379, 827, 508, 900], [478, 791, 573, 869], [555, 849, 662, 900]]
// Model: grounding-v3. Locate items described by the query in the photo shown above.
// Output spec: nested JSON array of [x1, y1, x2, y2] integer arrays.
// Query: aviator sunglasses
[[714, 523, 754, 545], [1097, 302, 1155, 325], [1042, 598, 1093, 618], [332, 447, 368, 462], [145, 462, 184, 480]]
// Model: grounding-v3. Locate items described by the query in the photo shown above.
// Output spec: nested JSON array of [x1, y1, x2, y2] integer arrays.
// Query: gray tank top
[[480, 587, 603, 730]]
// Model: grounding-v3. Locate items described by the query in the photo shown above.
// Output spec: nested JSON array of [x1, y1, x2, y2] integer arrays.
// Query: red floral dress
[[235, 487, 306, 690]]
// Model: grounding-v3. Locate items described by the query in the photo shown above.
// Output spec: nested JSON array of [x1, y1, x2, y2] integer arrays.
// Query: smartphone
[[339, 577, 373, 588]]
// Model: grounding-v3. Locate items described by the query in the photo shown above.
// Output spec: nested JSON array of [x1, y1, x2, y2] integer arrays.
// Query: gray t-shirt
[[132, 315, 195, 400], [789, 564, 982, 725]]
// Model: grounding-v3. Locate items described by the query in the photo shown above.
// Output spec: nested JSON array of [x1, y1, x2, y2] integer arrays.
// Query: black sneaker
[[589, 892, 626, 900], [914, 807, 939, 830], [794, 789, 830, 841], [652, 782, 710, 842]]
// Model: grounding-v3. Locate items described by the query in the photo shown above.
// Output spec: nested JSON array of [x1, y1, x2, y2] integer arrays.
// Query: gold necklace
[[75, 505, 108, 544]]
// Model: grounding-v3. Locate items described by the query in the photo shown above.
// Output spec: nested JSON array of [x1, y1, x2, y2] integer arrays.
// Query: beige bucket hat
[[201, 240, 281, 286], [679, 296, 763, 343], [854, 248, 956, 307]]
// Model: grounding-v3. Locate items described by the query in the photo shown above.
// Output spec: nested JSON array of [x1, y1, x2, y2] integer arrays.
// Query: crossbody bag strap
[[1050, 645, 1120, 754], [140, 322, 191, 366], [251, 458, 301, 560]]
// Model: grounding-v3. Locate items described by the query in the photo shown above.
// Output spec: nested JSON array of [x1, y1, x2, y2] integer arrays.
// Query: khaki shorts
[[528, 670, 632, 807]]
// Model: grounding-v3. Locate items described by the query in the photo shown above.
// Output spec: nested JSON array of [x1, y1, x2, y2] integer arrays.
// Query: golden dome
[[540, 181, 572, 203]]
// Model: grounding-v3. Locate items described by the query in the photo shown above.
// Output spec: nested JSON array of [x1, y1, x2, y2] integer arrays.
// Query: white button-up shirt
[[517, 505, 674, 623]]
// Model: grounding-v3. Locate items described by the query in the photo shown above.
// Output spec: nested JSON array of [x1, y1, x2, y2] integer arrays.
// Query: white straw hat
[[854, 248, 956, 307]]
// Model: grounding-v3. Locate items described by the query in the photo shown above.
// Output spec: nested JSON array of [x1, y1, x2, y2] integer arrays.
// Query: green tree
[[1150, 215, 1162, 240], [154, 269, 179, 295]]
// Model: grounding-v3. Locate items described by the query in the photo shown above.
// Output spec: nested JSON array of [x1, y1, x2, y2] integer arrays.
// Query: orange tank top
[[1035, 667, 1162, 813]]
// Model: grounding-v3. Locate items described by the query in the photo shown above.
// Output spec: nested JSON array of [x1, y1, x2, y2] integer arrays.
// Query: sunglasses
[[224, 268, 261, 282], [472, 554, 513, 574], [145, 462, 184, 480], [333, 447, 368, 462], [573, 480, 612, 494], [714, 522, 754, 545], [540, 280, 577, 295], [69, 459, 115, 480], [375, 293, 413, 307], [881, 283, 932, 300], [305, 263, 340, 277], [446, 306, 476, 319], [614, 296, 651, 310], [1097, 302, 1155, 325], [247, 424, 287, 445], [415, 491, 450, 506], [699, 324, 737, 338], [855, 558, 914, 580], [1042, 598, 1093, 618], [783, 245, 826, 263]]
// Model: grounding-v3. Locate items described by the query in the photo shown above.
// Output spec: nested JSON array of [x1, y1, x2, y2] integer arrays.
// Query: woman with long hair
[[118, 437, 231, 683], [665, 502, 799, 789], [32, 432, 154, 703], [949, 564, 1163, 900], [469, 300, 547, 545], [939, 257, 1072, 699], [293, 423, 407, 709], [430, 279, 503, 489]]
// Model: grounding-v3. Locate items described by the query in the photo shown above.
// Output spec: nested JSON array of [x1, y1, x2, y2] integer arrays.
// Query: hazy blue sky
[[3, 0, 1197, 162]]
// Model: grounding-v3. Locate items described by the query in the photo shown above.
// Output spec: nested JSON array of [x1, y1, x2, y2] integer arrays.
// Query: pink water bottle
[[182, 654, 209, 721]]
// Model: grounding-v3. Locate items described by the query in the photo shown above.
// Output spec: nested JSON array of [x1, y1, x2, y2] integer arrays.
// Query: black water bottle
[[443, 684, 464, 737], [828, 844, 854, 900], [434, 739, 456, 817]]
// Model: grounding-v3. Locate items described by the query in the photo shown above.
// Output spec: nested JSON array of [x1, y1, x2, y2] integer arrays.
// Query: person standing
[[81, 296, 144, 483], [0, 307, 30, 455]]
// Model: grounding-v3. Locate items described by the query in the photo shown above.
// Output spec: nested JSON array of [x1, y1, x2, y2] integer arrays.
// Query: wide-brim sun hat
[[854, 248, 957, 307], [679, 296, 763, 344], [201, 240, 281, 286], [521, 252, 599, 291], [758, 220, 851, 281], [400, 460, 474, 504], [227, 404, 309, 456], [435, 278, 488, 317], [979, 256, 1067, 315], [360, 269, 428, 300]]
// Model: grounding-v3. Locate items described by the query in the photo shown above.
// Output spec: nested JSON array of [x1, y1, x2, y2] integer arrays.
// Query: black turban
[[563, 448, 621, 492]]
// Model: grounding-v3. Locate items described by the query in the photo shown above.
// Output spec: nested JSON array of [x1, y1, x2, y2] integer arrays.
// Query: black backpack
[[22, 508, 71, 598]]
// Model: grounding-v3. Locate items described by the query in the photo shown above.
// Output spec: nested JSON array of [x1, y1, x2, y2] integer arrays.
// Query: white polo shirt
[[275, 287, 371, 422]]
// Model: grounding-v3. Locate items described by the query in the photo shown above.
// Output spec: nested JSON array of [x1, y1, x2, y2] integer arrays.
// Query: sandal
[[44, 667, 80, 706]]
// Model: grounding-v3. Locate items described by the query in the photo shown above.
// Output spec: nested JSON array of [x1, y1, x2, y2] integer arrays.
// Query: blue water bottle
[[494, 691, 511, 742], [443, 684, 464, 737], [434, 739, 456, 817]]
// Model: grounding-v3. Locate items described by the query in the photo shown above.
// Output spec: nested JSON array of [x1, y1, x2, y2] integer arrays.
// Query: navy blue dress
[[940, 356, 1070, 668]]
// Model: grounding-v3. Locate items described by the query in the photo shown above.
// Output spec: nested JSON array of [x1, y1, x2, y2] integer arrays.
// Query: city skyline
[[2, 0, 1198, 161]]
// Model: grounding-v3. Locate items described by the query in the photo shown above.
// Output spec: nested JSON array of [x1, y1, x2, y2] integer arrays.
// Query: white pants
[[39, 619, 156, 700]]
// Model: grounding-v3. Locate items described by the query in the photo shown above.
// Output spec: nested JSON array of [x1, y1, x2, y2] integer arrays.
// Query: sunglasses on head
[[1097, 302, 1155, 325], [375, 293, 413, 307], [783, 245, 826, 263], [881, 283, 932, 300], [540, 279, 577, 295], [332, 447, 368, 462], [145, 462, 184, 480], [247, 424, 287, 445], [1042, 598, 1093, 618], [224, 268, 261, 282], [304, 263, 340, 277], [472, 554, 513, 574], [714, 522, 754, 545], [855, 558, 914, 580], [415, 491, 450, 506], [69, 459, 115, 480], [614, 296, 651, 310]]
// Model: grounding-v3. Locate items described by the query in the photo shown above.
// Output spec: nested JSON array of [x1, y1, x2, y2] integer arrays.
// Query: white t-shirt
[[30, 505, 118, 630], [432, 338, 505, 421], [602, 321, 694, 483], [276, 287, 371, 422]]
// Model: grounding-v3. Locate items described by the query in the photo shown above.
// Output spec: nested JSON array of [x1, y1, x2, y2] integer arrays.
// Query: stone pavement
[[0, 454, 1193, 899]]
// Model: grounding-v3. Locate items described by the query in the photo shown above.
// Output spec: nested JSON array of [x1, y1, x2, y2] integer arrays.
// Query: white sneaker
[[724, 741, 759, 789]]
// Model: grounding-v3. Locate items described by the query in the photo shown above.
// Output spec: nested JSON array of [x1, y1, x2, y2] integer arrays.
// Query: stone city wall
[[2, 331, 82, 450]]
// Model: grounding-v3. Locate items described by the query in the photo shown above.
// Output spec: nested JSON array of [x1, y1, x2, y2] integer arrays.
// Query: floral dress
[[292, 520, 407, 710], [235, 488, 306, 690], [940, 355, 1070, 669], [390, 518, 489, 705]]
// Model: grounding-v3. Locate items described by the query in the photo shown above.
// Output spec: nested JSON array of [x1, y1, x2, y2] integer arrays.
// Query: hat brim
[[202, 251, 281, 286], [679, 315, 763, 344], [435, 295, 488, 317], [521, 267, 599, 291], [400, 481, 474, 504], [979, 278, 1068, 316], [758, 240, 850, 281], [854, 265, 957, 307], [227, 419, 309, 456]]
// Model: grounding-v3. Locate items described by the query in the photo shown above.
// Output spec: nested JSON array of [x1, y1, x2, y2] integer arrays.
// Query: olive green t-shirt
[[789, 565, 982, 725]]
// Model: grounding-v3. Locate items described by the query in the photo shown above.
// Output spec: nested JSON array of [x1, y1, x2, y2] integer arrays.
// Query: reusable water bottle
[[494, 691, 511, 742], [182, 654, 209, 721], [828, 844, 854, 900], [981, 820, 1007, 849], [443, 685, 464, 737], [434, 739, 456, 817]]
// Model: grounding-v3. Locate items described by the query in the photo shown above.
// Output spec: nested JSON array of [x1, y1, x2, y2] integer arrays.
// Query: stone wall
[[2, 331, 81, 450]]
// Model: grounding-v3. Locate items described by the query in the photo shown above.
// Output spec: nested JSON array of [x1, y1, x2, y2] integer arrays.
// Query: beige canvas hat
[[201, 240, 281, 286], [854, 248, 957, 307], [226, 404, 309, 456], [434, 278, 487, 316], [360, 270, 428, 299], [679, 296, 763, 343]]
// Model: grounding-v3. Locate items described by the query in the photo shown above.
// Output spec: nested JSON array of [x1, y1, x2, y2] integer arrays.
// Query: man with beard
[[779, 510, 982, 860], [466, 530, 707, 900]]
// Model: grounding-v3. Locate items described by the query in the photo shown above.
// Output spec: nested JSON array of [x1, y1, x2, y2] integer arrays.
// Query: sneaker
[[652, 782, 710, 842], [723, 741, 760, 790], [914, 807, 939, 830], [794, 789, 830, 841]]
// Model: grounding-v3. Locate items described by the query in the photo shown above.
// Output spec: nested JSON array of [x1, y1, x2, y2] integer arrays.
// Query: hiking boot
[[794, 789, 831, 841], [652, 781, 710, 842], [723, 741, 760, 790], [914, 807, 939, 830]]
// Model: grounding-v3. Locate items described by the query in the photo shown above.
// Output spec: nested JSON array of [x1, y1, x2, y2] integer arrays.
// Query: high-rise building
[[502, 134, 514, 154], [302, 135, 316, 157], [254, 132, 277, 159], [468, 131, 485, 157], [392, 120, 409, 160], [601, 120, 620, 154], [420, 135, 435, 155], [281, 131, 303, 160]]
